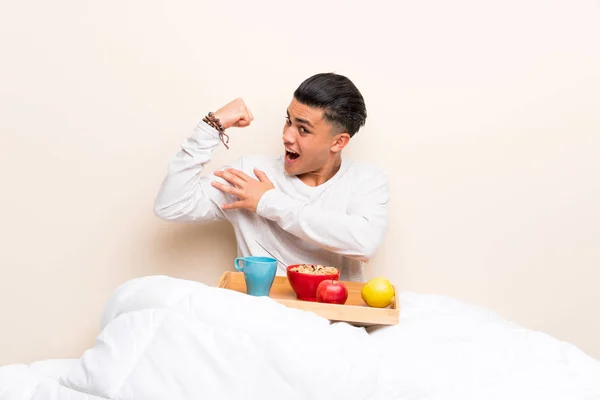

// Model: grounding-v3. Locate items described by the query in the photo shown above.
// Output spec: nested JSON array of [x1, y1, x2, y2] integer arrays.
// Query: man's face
[[282, 98, 338, 176]]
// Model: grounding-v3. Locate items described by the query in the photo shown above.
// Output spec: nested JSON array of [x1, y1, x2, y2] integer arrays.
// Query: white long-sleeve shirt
[[153, 120, 390, 281]]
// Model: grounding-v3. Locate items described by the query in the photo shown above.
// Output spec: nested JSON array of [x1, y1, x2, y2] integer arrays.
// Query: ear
[[330, 133, 351, 153]]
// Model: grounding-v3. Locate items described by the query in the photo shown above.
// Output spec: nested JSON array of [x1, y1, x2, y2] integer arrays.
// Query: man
[[153, 73, 389, 281]]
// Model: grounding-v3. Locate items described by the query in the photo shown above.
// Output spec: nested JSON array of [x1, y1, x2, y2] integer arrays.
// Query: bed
[[1, 275, 599, 399]]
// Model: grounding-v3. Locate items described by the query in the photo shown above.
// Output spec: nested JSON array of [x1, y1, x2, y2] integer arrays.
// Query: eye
[[299, 126, 310, 134], [285, 116, 291, 125]]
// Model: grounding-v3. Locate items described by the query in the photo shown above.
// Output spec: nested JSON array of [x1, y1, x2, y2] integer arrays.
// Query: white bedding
[[1, 275, 599, 399]]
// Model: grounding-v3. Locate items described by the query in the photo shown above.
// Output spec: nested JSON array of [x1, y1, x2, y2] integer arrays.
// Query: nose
[[282, 125, 296, 145]]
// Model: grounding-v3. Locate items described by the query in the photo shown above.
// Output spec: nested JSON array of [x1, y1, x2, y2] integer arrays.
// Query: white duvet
[[1, 275, 599, 399]]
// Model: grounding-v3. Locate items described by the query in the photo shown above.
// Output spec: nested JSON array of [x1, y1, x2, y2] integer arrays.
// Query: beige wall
[[1, 0, 599, 365]]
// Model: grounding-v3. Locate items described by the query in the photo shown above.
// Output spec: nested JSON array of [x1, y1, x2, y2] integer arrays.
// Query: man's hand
[[212, 168, 275, 212], [212, 98, 254, 130]]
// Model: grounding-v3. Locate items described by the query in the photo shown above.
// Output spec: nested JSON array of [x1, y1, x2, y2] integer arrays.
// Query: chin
[[283, 163, 302, 176], [283, 164, 295, 175]]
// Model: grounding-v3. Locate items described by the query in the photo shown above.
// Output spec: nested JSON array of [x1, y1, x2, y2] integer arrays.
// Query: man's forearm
[[256, 189, 388, 262], [153, 121, 226, 222]]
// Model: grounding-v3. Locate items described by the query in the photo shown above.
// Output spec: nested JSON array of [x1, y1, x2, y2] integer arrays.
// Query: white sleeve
[[153, 120, 239, 223], [255, 173, 389, 262]]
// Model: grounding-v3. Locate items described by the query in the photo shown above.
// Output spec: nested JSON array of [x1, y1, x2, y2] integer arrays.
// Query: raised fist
[[212, 98, 254, 130]]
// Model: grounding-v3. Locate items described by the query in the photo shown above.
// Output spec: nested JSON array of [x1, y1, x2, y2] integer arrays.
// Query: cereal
[[290, 264, 338, 275]]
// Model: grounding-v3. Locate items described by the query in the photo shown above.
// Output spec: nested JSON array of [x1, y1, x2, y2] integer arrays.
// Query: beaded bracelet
[[203, 112, 230, 149]]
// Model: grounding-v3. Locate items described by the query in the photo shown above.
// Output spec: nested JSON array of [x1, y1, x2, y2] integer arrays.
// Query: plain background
[[0, 0, 598, 364]]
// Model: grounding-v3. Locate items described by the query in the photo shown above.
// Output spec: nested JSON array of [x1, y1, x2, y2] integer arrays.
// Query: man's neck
[[298, 156, 343, 187]]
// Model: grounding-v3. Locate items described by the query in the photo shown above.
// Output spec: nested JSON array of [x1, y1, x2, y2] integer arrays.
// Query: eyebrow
[[287, 109, 314, 128]]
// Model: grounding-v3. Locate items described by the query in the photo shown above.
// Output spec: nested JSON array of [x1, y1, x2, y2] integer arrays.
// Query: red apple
[[316, 280, 348, 304]]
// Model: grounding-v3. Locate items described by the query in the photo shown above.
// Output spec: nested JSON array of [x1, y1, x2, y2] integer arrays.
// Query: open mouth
[[285, 149, 300, 163]]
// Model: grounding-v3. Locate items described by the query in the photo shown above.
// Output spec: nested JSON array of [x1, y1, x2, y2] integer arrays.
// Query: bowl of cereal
[[286, 264, 340, 301]]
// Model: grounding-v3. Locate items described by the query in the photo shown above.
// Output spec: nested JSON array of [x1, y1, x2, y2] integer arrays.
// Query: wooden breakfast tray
[[216, 271, 399, 327]]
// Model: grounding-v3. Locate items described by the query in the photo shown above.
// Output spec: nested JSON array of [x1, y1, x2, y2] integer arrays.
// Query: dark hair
[[293, 72, 367, 137]]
